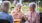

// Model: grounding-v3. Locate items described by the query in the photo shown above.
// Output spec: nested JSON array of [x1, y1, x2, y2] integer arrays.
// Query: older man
[[27, 2, 40, 23], [0, 1, 14, 23]]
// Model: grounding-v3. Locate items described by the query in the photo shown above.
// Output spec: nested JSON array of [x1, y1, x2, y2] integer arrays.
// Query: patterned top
[[27, 11, 40, 23]]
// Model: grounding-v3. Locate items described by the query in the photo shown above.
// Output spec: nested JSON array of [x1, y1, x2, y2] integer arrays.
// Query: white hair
[[1, 1, 10, 8], [16, 3, 22, 7], [15, 3, 22, 10], [13, 3, 22, 12], [29, 2, 36, 7]]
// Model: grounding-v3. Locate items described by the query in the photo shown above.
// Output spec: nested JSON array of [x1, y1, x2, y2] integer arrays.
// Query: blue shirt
[[0, 12, 14, 23]]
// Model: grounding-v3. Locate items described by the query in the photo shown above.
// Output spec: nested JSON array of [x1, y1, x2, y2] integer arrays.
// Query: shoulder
[[6, 14, 13, 20], [0, 12, 4, 15], [35, 11, 39, 15], [35, 11, 40, 16], [8, 14, 13, 18]]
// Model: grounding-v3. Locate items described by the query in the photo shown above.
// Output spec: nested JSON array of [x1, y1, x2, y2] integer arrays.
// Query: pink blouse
[[28, 11, 40, 23]]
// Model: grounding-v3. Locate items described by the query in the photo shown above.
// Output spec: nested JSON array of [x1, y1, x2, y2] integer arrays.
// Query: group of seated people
[[0, 1, 40, 23]]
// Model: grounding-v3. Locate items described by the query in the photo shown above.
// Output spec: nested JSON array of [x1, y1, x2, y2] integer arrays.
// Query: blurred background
[[0, 0, 42, 14], [0, 0, 42, 23]]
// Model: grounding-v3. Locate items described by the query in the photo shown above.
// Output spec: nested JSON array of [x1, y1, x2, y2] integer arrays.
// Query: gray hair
[[13, 3, 22, 12], [1, 1, 10, 8], [29, 2, 36, 8], [16, 3, 22, 7]]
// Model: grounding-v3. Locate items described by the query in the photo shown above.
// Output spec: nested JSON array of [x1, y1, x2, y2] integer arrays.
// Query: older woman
[[27, 3, 40, 23], [12, 3, 22, 23]]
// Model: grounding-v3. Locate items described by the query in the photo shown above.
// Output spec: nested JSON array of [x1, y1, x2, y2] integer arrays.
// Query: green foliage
[[22, 2, 29, 12], [9, 2, 30, 13]]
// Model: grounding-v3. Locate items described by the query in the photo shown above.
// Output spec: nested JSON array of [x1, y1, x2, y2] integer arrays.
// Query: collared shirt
[[0, 12, 14, 23], [27, 11, 40, 23]]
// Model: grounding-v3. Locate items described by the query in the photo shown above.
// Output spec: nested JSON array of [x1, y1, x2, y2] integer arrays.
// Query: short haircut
[[16, 3, 22, 7], [1, 1, 10, 8], [29, 2, 36, 8]]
